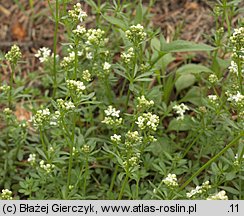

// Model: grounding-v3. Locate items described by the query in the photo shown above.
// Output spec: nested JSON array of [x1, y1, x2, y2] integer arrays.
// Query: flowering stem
[[179, 132, 244, 191], [118, 172, 129, 200], [182, 131, 203, 158], [109, 164, 118, 194], [52, 0, 59, 99], [83, 155, 89, 197], [8, 64, 15, 109]]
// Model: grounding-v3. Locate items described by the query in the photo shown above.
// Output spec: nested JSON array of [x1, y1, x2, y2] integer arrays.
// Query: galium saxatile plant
[[0, 1, 244, 200]]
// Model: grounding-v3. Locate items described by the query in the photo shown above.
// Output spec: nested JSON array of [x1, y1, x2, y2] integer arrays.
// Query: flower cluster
[[125, 131, 142, 146], [111, 134, 121, 143], [208, 95, 219, 106], [102, 106, 122, 126], [66, 80, 86, 94], [86, 29, 106, 46], [137, 95, 154, 109], [60, 52, 75, 68], [103, 62, 111, 76], [121, 47, 134, 63], [227, 91, 244, 107], [186, 181, 211, 198], [5, 44, 21, 64], [57, 99, 75, 111], [31, 108, 50, 128], [208, 74, 219, 84], [82, 70, 92, 82], [72, 25, 86, 37], [123, 153, 141, 169], [81, 145, 90, 153], [27, 153, 36, 165], [68, 3, 87, 22], [230, 27, 244, 48], [207, 190, 228, 200], [0, 84, 10, 93], [125, 24, 146, 44], [0, 189, 13, 200], [39, 160, 55, 173], [162, 173, 178, 187], [173, 103, 189, 120], [136, 112, 159, 131], [50, 111, 60, 126], [35, 47, 51, 63], [230, 27, 244, 60]]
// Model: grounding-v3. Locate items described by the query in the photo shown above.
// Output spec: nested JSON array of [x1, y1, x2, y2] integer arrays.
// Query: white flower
[[31, 108, 51, 127], [207, 190, 228, 200], [35, 47, 51, 63], [125, 24, 146, 43], [73, 25, 86, 36], [68, 3, 87, 22], [136, 112, 159, 131], [111, 134, 121, 142], [82, 70, 92, 82], [186, 181, 211, 198], [27, 153, 36, 165], [39, 160, 55, 173], [227, 91, 244, 103], [86, 28, 105, 46], [173, 103, 189, 120], [228, 61, 238, 74], [5, 44, 21, 63], [102, 106, 122, 126], [137, 95, 154, 109], [121, 47, 134, 63], [66, 80, 86, 94], [104, 105, 120, 117], [103, 62, 111, 70], [86, 52, 93, 59], [162, 173, 178, 187], [57, 99, 75, 111], [1, 189, 13, 200]]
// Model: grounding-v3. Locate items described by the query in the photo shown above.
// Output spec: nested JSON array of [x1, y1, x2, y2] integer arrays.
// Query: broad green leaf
[[219, 186, 239, 195], [176, 64, 213, 75], [181, 86, 202, 106], [103, 15, 127, 30], [168, 116, 193, 131], [135, 2, 143, 24], [175, 74, 196, 92], [161, 40, 216, 53]]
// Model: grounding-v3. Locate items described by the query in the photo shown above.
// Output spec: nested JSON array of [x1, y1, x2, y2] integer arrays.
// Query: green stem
[[83, 156, 89, 197], [118, 172, 129, 200], [182, 131, 203, 158], [8, 65, 15, 109], [109, 164, 119, 194], [179, 133, 244, 191], [52, 0, 59, 99]]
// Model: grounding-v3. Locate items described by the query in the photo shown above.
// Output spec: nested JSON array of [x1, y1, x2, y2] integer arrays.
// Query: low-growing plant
[[0, 0, 243, 200]]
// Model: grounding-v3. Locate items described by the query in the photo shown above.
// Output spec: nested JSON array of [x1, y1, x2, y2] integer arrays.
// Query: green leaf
[[181, 86, 202, 106], [103, 15, 127, 30], [135, 2, 143, 24], [168, 116, 193, 131], [176, 64, 213, 75], [219, 186, 239, 195], [161, 40, 216, 53], [175, 74, 196, 92]]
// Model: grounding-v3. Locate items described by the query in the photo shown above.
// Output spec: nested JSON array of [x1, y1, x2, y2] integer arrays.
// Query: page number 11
[[229, 204, 238, 213]]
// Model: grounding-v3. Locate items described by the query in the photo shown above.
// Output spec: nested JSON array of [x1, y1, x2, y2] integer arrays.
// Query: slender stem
[[83, 156, 89, 197], [179, 133, 244, 191], [52, 0, 59, 99], [109, 164, 119, 194], [8, 65, 15, 109], [118, 172, 129, 200], [182, 131, 203, 158]]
